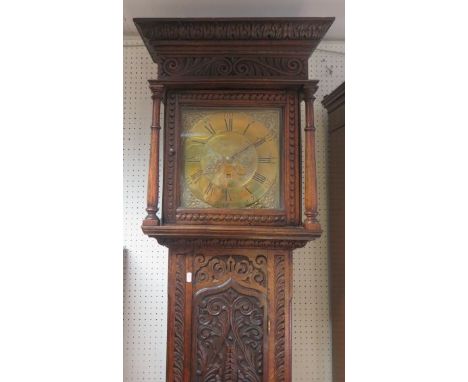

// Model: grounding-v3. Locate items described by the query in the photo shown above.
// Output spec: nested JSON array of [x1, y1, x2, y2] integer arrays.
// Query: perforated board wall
[[123, 38, 344, 382]]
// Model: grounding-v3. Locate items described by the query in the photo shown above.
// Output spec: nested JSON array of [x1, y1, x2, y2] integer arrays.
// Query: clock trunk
[[167, 248, 292, 382]]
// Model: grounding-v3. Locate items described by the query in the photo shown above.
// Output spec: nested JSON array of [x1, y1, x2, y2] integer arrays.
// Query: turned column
[[303, 83, 321, 232], [145, 83, 164, 225]]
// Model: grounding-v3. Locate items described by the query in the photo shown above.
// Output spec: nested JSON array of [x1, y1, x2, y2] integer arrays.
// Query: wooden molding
[[134, 17, 334, 42], [142, 224, 321, 249], [134, 18, 334, 81]]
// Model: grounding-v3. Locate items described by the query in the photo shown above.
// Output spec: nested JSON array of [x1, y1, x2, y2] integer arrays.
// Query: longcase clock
[[134, 17, 334, 382]]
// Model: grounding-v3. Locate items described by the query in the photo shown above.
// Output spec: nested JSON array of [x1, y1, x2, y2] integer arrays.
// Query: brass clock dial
[[181, 108, 281, 209]]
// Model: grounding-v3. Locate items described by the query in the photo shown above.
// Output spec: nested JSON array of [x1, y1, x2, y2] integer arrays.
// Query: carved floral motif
[[194, 284, 265, 382]]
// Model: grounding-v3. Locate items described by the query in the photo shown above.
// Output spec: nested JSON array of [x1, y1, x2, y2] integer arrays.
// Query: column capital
[[149, 82, 165, 100], [302, 82, 319, 101]]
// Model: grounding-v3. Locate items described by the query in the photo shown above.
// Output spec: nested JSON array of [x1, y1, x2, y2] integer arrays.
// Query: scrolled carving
[[194, 255, 267, 288], [211, 58, 233, 76], [158, 56, 307, 78], [194, 282, 265, 382]]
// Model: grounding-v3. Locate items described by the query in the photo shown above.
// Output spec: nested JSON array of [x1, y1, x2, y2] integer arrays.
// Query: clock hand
[[230, 132, 273, 161], [229, 139, 260, 161]]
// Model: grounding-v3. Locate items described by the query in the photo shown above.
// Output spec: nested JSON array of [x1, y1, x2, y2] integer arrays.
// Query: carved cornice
[[134, 18, 334, 81], [135, 18, 334, 42]]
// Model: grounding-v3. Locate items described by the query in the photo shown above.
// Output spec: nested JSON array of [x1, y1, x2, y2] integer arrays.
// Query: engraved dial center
[[201, 132, 257, 189]]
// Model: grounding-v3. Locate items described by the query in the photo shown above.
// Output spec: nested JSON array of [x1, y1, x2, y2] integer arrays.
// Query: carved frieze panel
[[194, 254, 267, 289], [158, 56, 307, 79]]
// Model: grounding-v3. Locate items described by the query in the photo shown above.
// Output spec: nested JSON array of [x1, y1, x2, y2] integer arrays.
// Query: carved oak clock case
[[134, 18, 334, 382]]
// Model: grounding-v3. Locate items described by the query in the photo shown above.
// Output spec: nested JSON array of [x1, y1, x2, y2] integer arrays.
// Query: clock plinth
[[135, 17, 333, 381]]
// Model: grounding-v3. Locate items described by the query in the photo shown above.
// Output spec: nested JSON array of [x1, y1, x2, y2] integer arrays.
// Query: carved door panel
[[191, 253, 269, 382]]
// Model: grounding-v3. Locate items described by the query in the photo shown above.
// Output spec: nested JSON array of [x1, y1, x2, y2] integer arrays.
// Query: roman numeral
[[243, 121, 255, 135], [257, 156, 275, 164], [191, 139, 206, 145], [244, 186, 255, 203], [265, 131, 275, 141], [204, 182, 215, 196], [224, 113, 233, 132], [203, 121, 216, 135], [252, 172, 267, 183], [190, 169, 203, 184], [223, 188, 232, 202]]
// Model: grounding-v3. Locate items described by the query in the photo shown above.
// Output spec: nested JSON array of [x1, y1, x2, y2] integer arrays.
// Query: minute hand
[[230, 137, 265, 160]]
